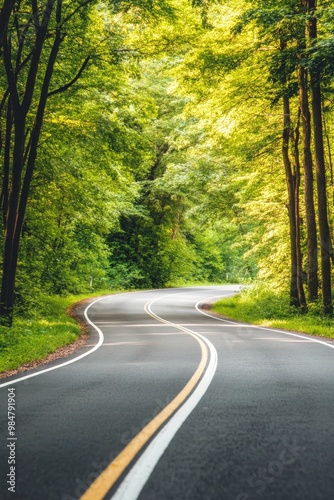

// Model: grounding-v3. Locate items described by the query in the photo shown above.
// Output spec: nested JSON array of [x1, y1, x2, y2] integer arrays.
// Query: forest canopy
[[1, 0, 334, 324]]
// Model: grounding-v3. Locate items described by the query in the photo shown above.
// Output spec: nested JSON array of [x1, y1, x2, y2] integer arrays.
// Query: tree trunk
[[322, 101, 334, 243], [0, 108, 26, 324], [0, 0, 93, 324], [293, 108, 307, 309], [283, 94, 300, 307], [0, 3, 55, 324], [0, 99, 12, 226], [299, 65, 319, 301], [0, 0, 15, 47], [308, 0, 333, 315]]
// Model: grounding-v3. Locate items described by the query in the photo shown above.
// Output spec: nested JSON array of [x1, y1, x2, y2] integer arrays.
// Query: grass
[[0, 282, 224, 375], [6, 282, 331, 375], [0, 289, 115, 374], [211, 285, 334, 340]]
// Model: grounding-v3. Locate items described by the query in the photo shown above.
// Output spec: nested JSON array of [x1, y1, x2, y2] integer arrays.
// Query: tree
[[282, 81, 306, 307], [0, 0, 15, 47], [0, 0, 97, 324], [0, 0, 176, 324], [2, 0, 333, 323], [306, 0, 332, 315], [299, 61, 319, 301]]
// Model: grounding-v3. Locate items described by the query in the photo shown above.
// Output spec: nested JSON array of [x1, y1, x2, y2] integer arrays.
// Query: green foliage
[[0, 295, 80, 372], [111, 0, 176, 19], [212, 286, 334, 339], [3, 0, 334, 329], [0, 289, 121, 373]]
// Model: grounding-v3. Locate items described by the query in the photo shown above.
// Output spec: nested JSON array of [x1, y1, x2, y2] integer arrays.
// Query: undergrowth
[[212, 285, 334, 339], [0, 290, 113, 373]]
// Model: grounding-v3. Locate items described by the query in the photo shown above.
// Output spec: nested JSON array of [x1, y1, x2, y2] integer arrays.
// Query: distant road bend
[[1, 286, 334, 500]]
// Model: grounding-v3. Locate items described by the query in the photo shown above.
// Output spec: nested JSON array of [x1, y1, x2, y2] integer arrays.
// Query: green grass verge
[[0, 283, 224, 375], [211, 286, 334, 340], [0, 290, 115, 374]]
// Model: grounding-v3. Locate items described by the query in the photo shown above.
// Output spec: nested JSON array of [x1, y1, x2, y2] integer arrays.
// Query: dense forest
[[1, 0, 334, 325]]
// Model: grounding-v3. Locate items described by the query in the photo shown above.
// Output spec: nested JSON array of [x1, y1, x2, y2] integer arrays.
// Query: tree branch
[[31, 0, 39, 27], [15, 17, 33, 73], [0, 46, 35, 119], [0, 0, 15, 47], [62, 0, 95, 25], [21, 0, 55, 113], [47, 54, 91, 97], [2, 31, 20, 111]]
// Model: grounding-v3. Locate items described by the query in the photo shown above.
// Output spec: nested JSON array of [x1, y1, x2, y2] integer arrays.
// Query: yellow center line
[[80, 306, 209, 500]]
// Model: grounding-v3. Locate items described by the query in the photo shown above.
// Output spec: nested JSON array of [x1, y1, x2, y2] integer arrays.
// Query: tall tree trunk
[[0, 0, 15, 47], [0, 2, 55, 324], [322, 101, 334, 238], [308, 0, 333, 315], [0, 98, 12, 226], [299, 65, 319, 301], [293, 109, 307, 309], [0, 108, 26, 325], [0, 0, 93, 324], [283, 94, 300, 307]]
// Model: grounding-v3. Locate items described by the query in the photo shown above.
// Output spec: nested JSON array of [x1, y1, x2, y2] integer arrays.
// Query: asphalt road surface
[[1, 286, 334, 500]]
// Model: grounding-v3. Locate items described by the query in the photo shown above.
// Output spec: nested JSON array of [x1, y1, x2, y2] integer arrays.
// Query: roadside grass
[[0, 290, 115, 374], [0, 282, 226, 375], [211, 286, 334, 340]]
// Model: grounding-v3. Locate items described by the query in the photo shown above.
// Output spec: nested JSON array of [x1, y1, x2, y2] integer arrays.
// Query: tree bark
[[0, 0, 93, 324], [283, 94, 300, 307], [293, 108, 307, 309], [0, 99, 12, 226], [299, 65, 319, 301], [0, 0, 15, 47], [322, 101, 334, 241], [0, 2, 55, 324], [308, 0, 333, 315]]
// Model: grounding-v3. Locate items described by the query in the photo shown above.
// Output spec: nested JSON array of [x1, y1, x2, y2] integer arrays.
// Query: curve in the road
[[81, 293, 218, 500], [196, 296, 334, 350], [0, 296, 107, 389]]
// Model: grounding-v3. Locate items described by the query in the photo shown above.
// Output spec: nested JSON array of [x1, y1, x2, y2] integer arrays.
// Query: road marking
[[228, 338, 313, 343], [0, 289, 229, 389], [96, 323, 252, 328], [80, 293, 218, 500], [179, 323, 256, 328], [196, 298, 334, 350], [99, 341, 152, 346], [85, 341, 149, 347], [0, 297, 106, 389], [0, 287, 177, 387], [252, 338, 313, 342], [94, 323, 173, 327]]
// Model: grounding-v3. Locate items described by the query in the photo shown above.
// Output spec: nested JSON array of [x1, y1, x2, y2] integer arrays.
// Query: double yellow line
[[81, 298, 210, 500]]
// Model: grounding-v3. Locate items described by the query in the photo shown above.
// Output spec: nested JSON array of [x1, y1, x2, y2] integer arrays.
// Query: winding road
[[1, 286, 334, 500]]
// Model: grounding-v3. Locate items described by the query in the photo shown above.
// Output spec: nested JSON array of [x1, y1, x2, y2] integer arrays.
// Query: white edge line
[[0, 296, 106, 388], [196, 296, 334, 350], [110, 296, 218, 500], [0, 287, 229, 388]]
